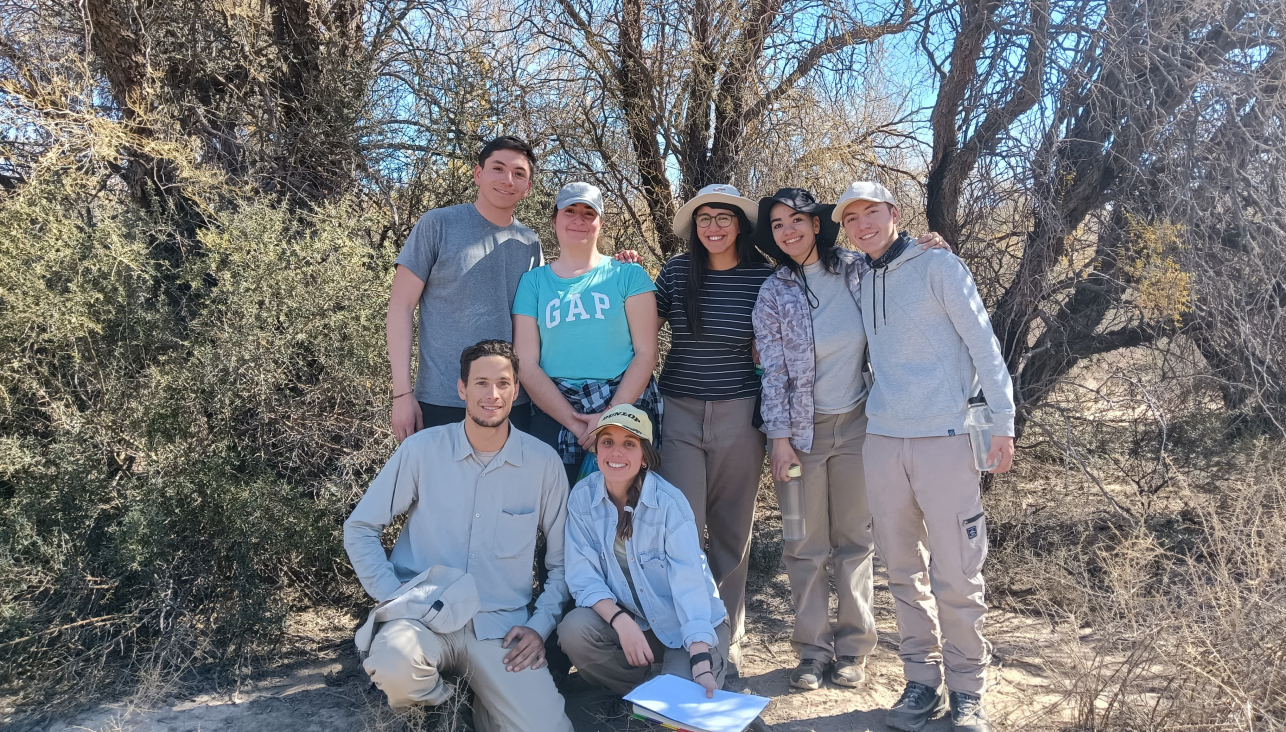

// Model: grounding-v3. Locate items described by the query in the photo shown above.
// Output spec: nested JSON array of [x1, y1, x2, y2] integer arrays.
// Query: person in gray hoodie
[[835, 181, 1014, 732]]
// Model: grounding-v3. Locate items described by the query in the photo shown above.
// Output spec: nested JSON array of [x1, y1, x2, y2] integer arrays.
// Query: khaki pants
[[775, 406, 878, 662], [558, 607, 732, 695], [657, 395, 766, 645], [863, 434, 991, 695], [364, 619, 574, 732]]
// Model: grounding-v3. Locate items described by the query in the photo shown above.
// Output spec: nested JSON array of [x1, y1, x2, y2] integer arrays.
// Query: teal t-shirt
[[512, 257, 656, 382]]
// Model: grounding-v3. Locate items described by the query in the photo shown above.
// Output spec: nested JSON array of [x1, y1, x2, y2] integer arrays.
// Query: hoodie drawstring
[[866, 234, 912, 335]]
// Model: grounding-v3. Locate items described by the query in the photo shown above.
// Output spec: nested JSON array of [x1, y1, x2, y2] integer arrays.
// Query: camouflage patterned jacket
[[752, 249, 870, 453]]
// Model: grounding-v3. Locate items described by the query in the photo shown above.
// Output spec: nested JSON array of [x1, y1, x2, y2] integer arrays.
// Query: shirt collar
[[588, 469, 662, 508], [450, 419, 525, 467]]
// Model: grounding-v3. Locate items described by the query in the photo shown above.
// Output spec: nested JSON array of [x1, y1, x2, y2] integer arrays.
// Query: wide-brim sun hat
[[832, 181, 898, 223], [588, 404, 654, 446], [672, 183, 759, 241], [555, 181, 605, 215], [755, 187, 840, 253]]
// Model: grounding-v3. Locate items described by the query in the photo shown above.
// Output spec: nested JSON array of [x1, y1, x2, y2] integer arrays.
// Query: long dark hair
[[684, 204, 768, 336], [757, 210, 841, 309], [606, 437, 663, 540]]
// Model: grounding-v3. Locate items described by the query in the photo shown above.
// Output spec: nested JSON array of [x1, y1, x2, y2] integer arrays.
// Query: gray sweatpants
[[657, 395, 766, 646], [863, 433, 992, 695], [775, 405, 878, 662]]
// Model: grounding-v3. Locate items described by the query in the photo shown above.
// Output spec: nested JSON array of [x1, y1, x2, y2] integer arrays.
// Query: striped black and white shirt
[[655, 254, 774, 401]]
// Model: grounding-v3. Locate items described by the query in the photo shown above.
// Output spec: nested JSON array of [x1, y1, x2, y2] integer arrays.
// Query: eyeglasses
[[694, 213, 736, 229]]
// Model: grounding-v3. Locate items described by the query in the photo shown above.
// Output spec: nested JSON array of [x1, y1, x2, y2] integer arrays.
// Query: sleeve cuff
[[576, 588, 617, 609], [994, 413, 1016, 437], [680, 622, 719, 650], [526, 612, 556, 641], [764, 427, 792, 439]]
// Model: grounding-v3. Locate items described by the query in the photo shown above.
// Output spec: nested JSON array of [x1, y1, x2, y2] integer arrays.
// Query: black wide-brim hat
[[755, 187, 840, 254]]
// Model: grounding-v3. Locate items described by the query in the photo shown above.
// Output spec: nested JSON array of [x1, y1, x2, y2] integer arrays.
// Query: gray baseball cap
[[555, 182, 604, 215]]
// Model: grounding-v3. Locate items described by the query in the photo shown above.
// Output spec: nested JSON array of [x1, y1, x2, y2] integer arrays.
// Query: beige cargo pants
[[776, 406, 879, 663], [862, 433, 992, 695], [363, 619, 574, 732]]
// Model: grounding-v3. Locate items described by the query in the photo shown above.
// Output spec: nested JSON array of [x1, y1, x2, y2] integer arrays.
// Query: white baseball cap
[[832, 181, 898, 222]]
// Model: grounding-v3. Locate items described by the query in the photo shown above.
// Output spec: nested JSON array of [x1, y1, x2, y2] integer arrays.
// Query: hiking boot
[[830, 655, 866, 687], [788, 658, 828, 690], [949, 691, 991, 732], [886, 681, 949, 731]]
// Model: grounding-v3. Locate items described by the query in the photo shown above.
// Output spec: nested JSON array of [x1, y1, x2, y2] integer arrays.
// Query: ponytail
[[616, 439, 663, 540]]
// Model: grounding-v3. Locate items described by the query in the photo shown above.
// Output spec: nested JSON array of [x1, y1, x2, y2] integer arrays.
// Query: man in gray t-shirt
[[388, 137, 542, 440]]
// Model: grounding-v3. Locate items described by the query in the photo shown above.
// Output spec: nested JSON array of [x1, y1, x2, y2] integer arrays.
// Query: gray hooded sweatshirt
[[860, 242, 1016, 438]]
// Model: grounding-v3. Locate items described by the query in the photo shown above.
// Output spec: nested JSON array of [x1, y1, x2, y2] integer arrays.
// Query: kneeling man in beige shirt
[[344, 339, 574, 732]]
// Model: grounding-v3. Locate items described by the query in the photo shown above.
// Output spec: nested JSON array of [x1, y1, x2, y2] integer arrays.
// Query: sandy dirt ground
[[29, 558, 1073, 732]]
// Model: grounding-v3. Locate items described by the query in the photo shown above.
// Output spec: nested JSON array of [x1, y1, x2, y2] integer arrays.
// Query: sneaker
[[886, 681, 949, 731], [788, 658, 828, 690], [830, 655, 866, 687], [949, 691, 991, 732]]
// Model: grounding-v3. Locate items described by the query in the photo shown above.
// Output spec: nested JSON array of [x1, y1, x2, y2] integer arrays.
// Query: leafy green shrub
[[1, 156, 400, 706]]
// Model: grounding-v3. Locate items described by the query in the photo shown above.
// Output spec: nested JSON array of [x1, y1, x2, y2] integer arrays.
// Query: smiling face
[[553, 202, 602, 251], [694, 205, 740, 258], [841, 200, 900, 258], [769, 202, 821, 264], [456, 355, 516, 429], [472, 149, 533, 212], [595, 425, 647, 483]]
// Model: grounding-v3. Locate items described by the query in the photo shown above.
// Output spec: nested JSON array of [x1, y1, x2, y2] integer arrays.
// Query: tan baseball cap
[[832, 181, 898, 222], [589, 404, 654, 444]]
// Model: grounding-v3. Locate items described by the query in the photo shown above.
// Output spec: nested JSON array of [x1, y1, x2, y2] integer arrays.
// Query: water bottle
[[964, 395, 999, 472], [780, 464, 806, 542]]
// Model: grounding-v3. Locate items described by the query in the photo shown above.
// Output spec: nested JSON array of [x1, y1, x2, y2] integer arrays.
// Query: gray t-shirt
[[803, 260, 865, 415], [396, 203, 543, 407]]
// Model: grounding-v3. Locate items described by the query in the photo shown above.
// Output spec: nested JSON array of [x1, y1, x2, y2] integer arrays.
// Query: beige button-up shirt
[[343, 421, 570, 640]]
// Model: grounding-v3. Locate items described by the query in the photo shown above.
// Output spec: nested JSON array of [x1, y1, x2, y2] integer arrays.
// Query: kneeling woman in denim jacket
[[558, 405, 730, 698]]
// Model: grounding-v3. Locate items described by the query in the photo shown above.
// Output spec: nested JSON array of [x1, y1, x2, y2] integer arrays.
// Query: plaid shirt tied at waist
[[552, 376, 664, 467]]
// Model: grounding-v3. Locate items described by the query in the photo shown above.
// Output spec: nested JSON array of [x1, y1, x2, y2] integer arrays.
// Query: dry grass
[[985, 440, 1286, 731]]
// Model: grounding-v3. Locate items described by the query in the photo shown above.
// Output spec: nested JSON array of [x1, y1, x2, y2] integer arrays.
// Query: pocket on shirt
[[636, 550, 672, 596], [495, 507, 538, 559]]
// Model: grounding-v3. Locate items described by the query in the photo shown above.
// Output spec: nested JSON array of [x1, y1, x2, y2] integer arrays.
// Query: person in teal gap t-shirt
[[513, 182, 660, 486]]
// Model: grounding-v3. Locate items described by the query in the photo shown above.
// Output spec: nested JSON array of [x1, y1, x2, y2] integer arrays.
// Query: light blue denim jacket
[[564, 470, 727, 649]]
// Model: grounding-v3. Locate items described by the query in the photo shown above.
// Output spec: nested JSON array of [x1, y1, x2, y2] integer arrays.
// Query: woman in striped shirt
[[653, 184, 774, 673]]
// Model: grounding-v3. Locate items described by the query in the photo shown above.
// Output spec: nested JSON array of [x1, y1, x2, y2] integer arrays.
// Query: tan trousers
[[558, 606, 732, 695], [364, 619, 574, 732], [657, 395, 766, 645], [775, 405, 878, 662], [863, 434, 991, 695]]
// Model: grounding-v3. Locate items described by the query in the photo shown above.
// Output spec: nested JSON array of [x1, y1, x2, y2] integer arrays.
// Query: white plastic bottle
[[780, 465, 806, 542], [964, 395, 1000, 472]]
